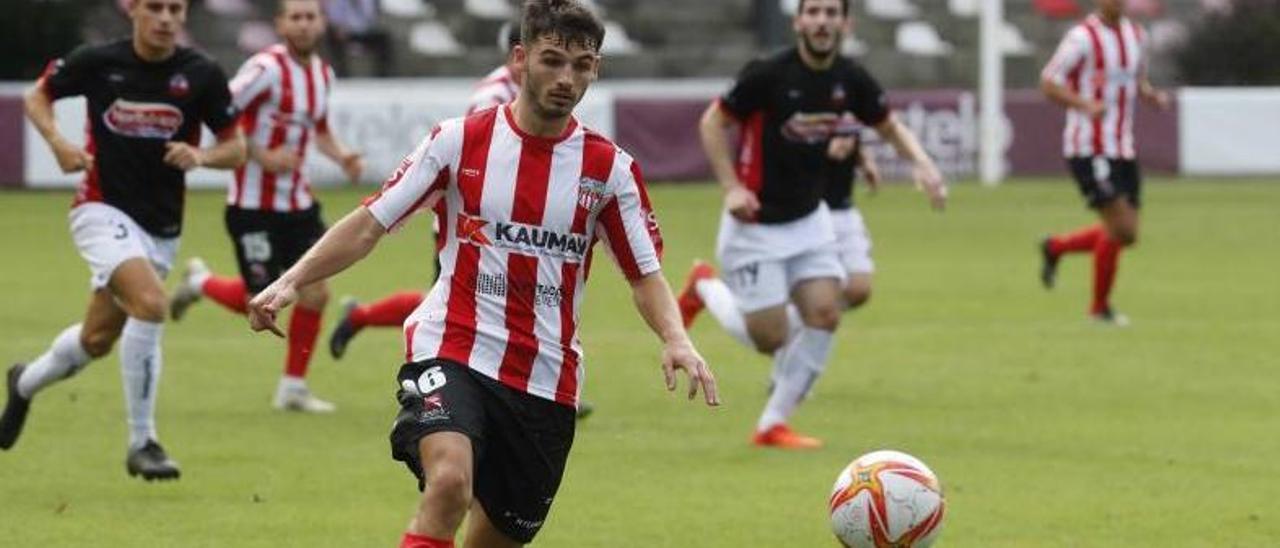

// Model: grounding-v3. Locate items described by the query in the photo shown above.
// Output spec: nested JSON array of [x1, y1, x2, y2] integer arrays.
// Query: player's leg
[[110, 256, 182, 480], [754, 249, 844, 449], [407, 432, 475, 541], [1090, 192, 1138, 324], [170, 257, 248, 319], [462, 501, 523, 548], [844, 273, 872, 310], [836, 208, 875, 310], [1041, 158, 1111, 289], [0, 288, 121, 450], [274, 279, 335, 412], [329, 290, 425, 359]]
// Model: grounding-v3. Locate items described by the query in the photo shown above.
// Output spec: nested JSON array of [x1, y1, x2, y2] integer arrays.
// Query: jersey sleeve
[[316, 64, 336, 133], [595, 154, 663, 281], [1041, 26, 1090, 86], [363, 121, 461, 232], [717, 58, 772, 120], [846, 66, 890, 127], [199, 64, 238, 138], [229, 54, 277, 112], [38, 45, 97, 100]]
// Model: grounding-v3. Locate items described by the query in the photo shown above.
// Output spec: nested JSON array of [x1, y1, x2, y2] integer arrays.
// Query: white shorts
[[829, 207, 874, 275], [70, 203, 180, 290], [716, 204, 844, 313]]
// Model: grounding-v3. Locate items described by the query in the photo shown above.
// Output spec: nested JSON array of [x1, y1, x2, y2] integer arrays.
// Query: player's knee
[[128, 290, 168, 323], [424, 462, 473, 510], [298, 282, 330, 310], [843, 285, 872, 309], [751, 331, 787, 354], [80, 328, 118, 358], [802, 305, 842, 331]]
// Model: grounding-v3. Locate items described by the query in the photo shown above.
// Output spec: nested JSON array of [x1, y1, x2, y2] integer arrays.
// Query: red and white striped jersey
[[466, 65, 519, 115], [228, 44, 335, 211], [363, 105, 663, 406], [1041, 14, 1146, 159]]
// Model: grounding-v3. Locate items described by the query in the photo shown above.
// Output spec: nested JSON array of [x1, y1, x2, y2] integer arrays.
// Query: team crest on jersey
[[577, 177, 607, 213], [457, 214, 492, 246], [831, 83, 847, 108], [169, 74, 190, 97], [102, 99, 184, 139]]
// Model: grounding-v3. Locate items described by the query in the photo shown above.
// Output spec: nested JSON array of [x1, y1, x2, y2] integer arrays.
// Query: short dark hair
[[277, 0, 320, 17], [521, 0, 605, 52], [501, 20, 522, 52], [797, 0, 849, 17]]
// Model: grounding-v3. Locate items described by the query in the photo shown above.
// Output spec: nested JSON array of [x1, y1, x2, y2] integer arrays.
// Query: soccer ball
[[828, 450, 946, 547]]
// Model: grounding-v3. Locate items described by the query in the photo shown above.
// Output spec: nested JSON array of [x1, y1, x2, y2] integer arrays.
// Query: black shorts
[[389, 359, 576, 544], [224, 205, 326, 293], [1067, 157, 1142, 209]]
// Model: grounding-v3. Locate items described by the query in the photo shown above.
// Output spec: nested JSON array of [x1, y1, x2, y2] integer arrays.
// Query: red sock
[[1091, 235, 1122, 314], [201, 275, 248, 314], [350, 291, 424, 329], [285, 305, 323, 379], [399, 532, 454, 548], [1048, 223, 1105, 257]]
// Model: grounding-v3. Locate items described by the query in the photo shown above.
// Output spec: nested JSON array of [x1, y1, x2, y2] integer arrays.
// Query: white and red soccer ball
[[828, 450, 946, 547]]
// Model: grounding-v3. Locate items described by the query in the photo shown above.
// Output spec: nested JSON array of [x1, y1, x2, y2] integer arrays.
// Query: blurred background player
[[688, 0, 945, 449], [168, 0, 365, 413], [1038, 0, 1171, 326], [244, 1, 718, 545], [0, 0, 245, 479]]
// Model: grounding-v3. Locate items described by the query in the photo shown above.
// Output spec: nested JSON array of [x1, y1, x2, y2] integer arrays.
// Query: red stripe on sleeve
[[1082, 22, 1106, 157], [737, 112, 766, 195]]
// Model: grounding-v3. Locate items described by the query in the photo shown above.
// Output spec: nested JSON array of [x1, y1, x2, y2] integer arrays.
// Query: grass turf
[[0, 179, 1277, 546]]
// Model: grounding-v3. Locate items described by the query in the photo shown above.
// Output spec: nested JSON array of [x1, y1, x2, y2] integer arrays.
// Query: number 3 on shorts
[[416, 366, 447, 394]]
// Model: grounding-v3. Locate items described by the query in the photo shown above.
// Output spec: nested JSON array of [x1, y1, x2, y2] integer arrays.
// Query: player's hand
[[52, 139, 93, 174], [1078, 100, 1105, 118], [1150, 89, 1172, 111], [859, 150, 881, 194], [913, 164, 947, 211], [257, 145, 302, 174], [247, 281, 298, 338], [339, 151, 365, 183], [661, 339, 720, 406], [163, 142, 204, 171], [725, 184, 761, 221], [826, 135, 858, 162]]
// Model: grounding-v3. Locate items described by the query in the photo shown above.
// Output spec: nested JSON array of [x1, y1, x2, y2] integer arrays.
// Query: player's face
[[131, 0, 187, 52], [794, 0, 847, 60], [1095, 0, 1125, 18], [517, 35, 600, 119], [277, 0, 326, 56]]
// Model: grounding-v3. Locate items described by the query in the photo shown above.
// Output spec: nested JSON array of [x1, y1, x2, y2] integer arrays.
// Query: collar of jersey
[[502, 104, 579, 146]]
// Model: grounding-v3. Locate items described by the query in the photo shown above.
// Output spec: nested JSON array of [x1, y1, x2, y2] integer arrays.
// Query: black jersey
[[40, 39, 237, 237], [823, 137, 860, 211], [718, 47, 887, 224]]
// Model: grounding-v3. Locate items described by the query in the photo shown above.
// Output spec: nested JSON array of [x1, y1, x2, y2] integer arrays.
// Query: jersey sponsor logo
[[457, 214, 493, 246], [168, 73, 190, 97], [494, 221, 589, 262], [576, 177, 606, 214], [102, 99, 184, 139], [781, 112, 863, 143], [475, 271, 566, 308]]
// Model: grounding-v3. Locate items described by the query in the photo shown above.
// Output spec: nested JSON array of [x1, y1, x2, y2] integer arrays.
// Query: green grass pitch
[[0, 179, 1277, 546]]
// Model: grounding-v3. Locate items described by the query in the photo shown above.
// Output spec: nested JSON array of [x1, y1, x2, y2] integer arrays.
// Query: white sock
[[695, 278, 754, 348], [18, 324, 92, 399], [785, 305, 803, 341], [757, 327, 834, 432], [120, 319, 163, 449], [187, 270, 210, 292], [277, 375, 306, 395]]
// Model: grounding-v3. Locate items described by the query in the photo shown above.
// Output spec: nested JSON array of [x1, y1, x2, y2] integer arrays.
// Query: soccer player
[[0, 0, 245, 480], [686, 0, 945, 449], [246, 1, 719, 546], [167, 0, 363, 412], [1038, 0, 1170, 325], [325, 22, 524, 363]]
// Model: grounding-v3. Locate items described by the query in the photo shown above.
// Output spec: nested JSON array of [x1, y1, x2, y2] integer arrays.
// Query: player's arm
[[628, 272, 720, 406], [872, 115, 946, 210], [1136, 45, 1171, 110], [164, 129, 247, 171], [1039, 29, 1104, 117], [699, 101, 759, 221], [24, 49, 94, 174], [315, 124, 364, 182], [248, 207, 385, 336]]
